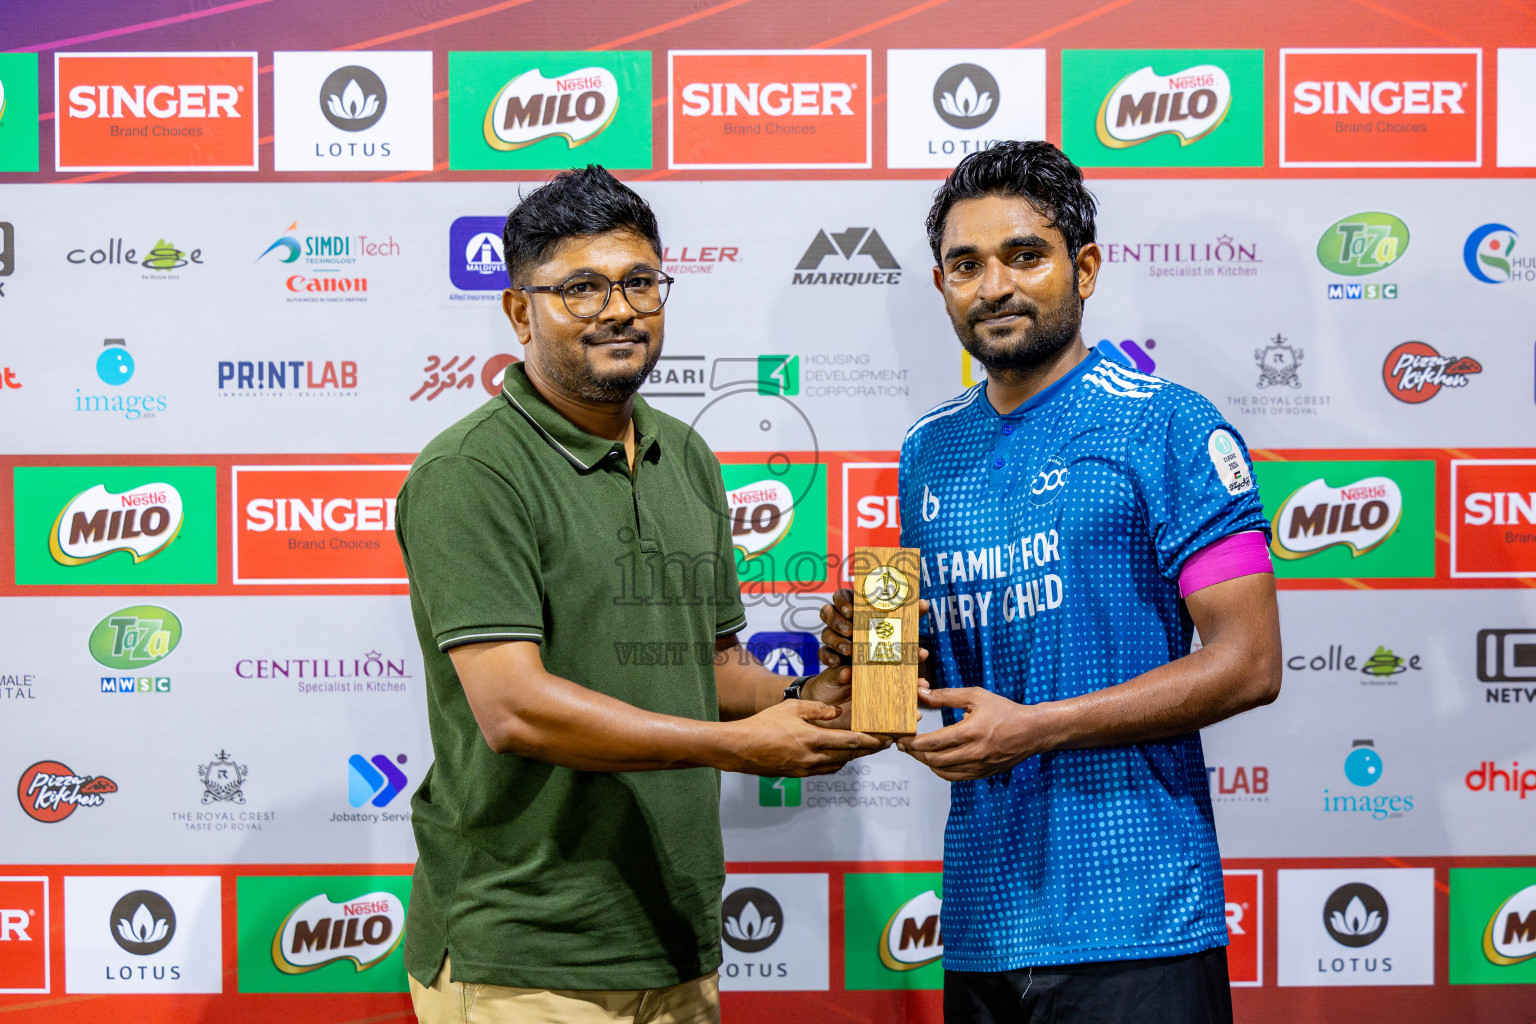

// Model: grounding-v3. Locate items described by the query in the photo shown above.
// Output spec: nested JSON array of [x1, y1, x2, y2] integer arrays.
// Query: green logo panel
[[1316, 211, 1411, 276], [758, 776, 801, 806], [0, 53, 41, 172], [448, 51, 652, 170], [1060, 49, 1264, 167], [1253, 460, 1435, 579], [719, 463, 826, 585], [844, 872, 944, 990], [237, 875, 412, 993], [12, 466, 217, 586], [1449, 868, 1536, 985]]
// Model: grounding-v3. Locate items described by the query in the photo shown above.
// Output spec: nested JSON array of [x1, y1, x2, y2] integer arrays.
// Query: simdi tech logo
[[0, 54, 41, 172], [1280, 49, 1481, 167], [231, 465, 411, 585], [1449, 868, 1536, 983], [273, 51, 434, 171], [1060, 49, 1263, 168], [55, 52, 258, 171], [448, 51, 651, 170], [237, 876, 410, 993], [670, 50, 872, 169], [1254, 460, 1434, 579], [12, 465, 217, 586]]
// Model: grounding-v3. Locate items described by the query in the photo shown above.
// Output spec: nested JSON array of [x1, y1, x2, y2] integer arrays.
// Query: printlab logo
[[1324, 884, 1388, 947], [1208, 765, 1269, 802], [1382, 342, 1481, 403], [198, 750, 248, 804], [1256, 334, 1303, 389], [934, 64, 998, 128], [722, 887, 782, 953], [1464, 223, 1531, 284], [348, 754, 408, 808], [792, 227, 900, 286], [111, 890, 175, 956], [17, 760, 118, 822], [217, 359, 358, 398], [321, 65, 385, 131]]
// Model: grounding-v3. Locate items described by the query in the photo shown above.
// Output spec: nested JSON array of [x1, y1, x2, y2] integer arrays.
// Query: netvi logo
[[1317, 212, 1409, 276], [272, 891, 404, 974], [879, 889, 942, 970], [89, 606, 182, 669]]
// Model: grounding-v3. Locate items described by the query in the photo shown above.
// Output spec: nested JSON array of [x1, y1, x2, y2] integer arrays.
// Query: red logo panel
[[1223, 869, 1263, 986], [232, 466, 411, 584], [0, 878, 49, 994], [1452, 459, 1536, 577], [842, 462, 900, 581]]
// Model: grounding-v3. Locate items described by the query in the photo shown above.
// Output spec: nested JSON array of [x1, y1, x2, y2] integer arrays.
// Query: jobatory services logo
[[884, 50, 1046, 168], [449, 51, 651, 170], [198, 749, 248, 805], [273, 52, 434, 170], [347, 754, 408, 810], [792, 227, 900, 286], [1382, 342, 1481, 403], [1278, 869, 1434, 986], [1464, 223, 1533, 284], [1477, 629, 1536, 702], [1452, 460, 1536, 578], [1317, 211, 1407, 299], [718, 874, 830, 991], [90, 604, 182, 696], [12, 465, 217, 586], [16, 760, 118, 822], [1224, 871, 1263, 986], [0, 878, 49, 994], [844, 874, 943, 990], [0, 54, 41, 172], [1449, 868, 1536, 983], [670, 50, 871, 169], [237, 876, 411, 993], [231, 465, 411, 585], [77, 338, 168, 421], [1061, 49, 1263, 167], [55, 52, 258, 171], [1254, 460, 1434, 579], [1280, 48, 1481, 167], [447, 216, 507, 300]]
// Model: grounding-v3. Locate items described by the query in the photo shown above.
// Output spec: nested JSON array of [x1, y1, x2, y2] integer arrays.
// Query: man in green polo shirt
[[397, 165, 885, 1024]]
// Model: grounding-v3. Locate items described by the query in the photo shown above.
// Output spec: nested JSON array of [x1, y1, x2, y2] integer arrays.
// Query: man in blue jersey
[[819, 141, 1282, 1023]]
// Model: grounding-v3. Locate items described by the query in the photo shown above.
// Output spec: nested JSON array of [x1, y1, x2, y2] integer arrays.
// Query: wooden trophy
[[851, 546, 921, 736]]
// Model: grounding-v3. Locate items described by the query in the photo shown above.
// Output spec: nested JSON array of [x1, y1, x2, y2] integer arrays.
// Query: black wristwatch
[[782, 675, 814, 702]]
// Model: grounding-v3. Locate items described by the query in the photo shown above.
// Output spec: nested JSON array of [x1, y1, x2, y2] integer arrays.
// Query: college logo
[[55, 52, 258, 171], [0, 878, 48, 994], [1280, 48, 1481, 166], [1452, 460, 1536, 578], [1224, 871, 1262, 986], [272, 890, 405, 975], [273, 52, 432, 170], [111, 890, 176, 956], [792, 227, 900, 286], [447, 216, 507, 296], [722, 887, 782, 954], [885, 50, 1045, 168], [232, 465, 411, 585], [1286, 643, 1421, 683], [449, 52, 650, 170], [1061, 49, 1262, 167], [50, 482, 183, 565], [198, 750, 248, 805], [1382, 342, 1481, 403], [347, 754, 408, 808], [66, 238, 205, 277], [17, 760, 118, 822], [1255, 461, 1433, 579], [1464, 223, 1531, 284], [0, 54, 41, 172], [1256, 334, 1303, 389], [670, 50, 871, 169]]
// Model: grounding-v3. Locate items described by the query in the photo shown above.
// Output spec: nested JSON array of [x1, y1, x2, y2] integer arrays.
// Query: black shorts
[[944, 946, 1233, 1024]]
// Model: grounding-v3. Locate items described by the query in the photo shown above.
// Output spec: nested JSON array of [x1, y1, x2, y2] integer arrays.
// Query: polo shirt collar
[[501, 361, 659, 471], [982, 348, 1102, 419]]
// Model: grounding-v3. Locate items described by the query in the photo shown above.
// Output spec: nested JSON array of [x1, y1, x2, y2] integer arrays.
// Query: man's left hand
[[896, 686, 1058, 781], [802, 667, 853, 729]]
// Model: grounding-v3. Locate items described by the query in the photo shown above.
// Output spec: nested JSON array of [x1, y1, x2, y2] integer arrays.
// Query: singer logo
[[669, 50, 870, 169], [232, 465, 410, 585], [1451, 460, 1536, 578], [0, 878, 48, 994], [1280, 49, 1482, 167], [56, 52, 258, 171], [842, 463, 900, 580]]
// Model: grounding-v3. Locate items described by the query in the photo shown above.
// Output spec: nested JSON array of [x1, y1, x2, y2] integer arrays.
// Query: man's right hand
[[719, 699, 890, 777]]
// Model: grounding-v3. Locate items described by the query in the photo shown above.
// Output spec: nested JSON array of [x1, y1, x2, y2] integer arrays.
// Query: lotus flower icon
[[118, 902, 170, 945], [319, 65, 387, 131], [327, 79, 380, 123], [724, 898, 777, 944], [1329, 895, 1381, 938], [940, 77, 993, 120]]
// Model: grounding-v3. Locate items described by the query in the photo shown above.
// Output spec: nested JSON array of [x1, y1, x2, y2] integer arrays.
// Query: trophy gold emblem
[[851, 546, 921, 735]]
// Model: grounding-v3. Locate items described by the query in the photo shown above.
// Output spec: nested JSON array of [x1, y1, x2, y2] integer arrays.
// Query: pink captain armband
[[1177, 531, 1274, 598]]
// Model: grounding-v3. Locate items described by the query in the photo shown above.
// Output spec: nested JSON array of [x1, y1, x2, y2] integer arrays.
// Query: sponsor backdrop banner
[[3, 2, 1536, 1023]]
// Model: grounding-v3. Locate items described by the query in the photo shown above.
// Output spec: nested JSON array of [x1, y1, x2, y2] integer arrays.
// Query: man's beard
[[953, 291, 1082, 376], [538, 325, 661, 403]]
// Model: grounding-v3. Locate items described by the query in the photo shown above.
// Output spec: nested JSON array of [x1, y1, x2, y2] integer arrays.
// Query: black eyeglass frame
[[515, 269, 675, 319]]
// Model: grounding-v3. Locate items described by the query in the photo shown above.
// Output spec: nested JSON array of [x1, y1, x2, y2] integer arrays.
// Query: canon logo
[[67, 84, 242, 119], [244, 498, 397, 532], [680, 82, 854, 117], [1291, 80, 1463, 116]]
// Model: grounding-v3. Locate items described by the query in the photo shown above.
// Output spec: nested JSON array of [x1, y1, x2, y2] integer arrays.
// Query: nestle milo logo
[[89, 605, 183, 669], [1317, 212, 1410, 276]]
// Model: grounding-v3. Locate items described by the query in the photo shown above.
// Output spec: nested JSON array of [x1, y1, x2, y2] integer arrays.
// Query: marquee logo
[[1280, 49, 1481, 166], [273, 892, 405, 975], [792, 227, 900, 286], [1452, 459, 1536, 578], [1096, 63, 1232, 148], [878, 890, 943, 971], [670, 50, 871, 169], [232, 465, 410, 585], [89, 605, 182, 669], [483, 66, 618, 150], [55, 52, 258, 171], [1382, 341, 1480, 403], [1271, 475, 1401, 559], [50, 482, 184, 566], [17, 760, 118, 822]]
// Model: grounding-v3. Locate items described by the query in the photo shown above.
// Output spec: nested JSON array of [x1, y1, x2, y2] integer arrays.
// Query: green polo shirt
[[395, 362, 746, 991]]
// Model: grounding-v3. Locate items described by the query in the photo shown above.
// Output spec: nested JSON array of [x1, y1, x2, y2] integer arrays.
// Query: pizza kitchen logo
[[50, 482, 183, 566], [17, 760, 118, 822], [1096, 62, 1232, 148], [1271, 476, 1402, 560], [1381, 341, 1480, 403]]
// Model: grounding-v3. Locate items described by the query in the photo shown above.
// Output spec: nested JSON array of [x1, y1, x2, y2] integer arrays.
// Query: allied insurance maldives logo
[[1280, 49, 1482, 167], [55, 52, 258, 172], [669, 50, 872, 169]]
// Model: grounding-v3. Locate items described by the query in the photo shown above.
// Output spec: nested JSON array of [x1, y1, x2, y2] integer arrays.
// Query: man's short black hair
[[502, 164, 662, 286], [924, 140, 1098, 266]]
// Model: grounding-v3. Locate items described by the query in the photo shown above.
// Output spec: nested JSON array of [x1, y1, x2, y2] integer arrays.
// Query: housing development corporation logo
[[17, 760, 118, 822], [670, 50, 871, 169], [1280, 49, 1481, 167], [1451, 460, 1536, 578], [1381, 341, 1481, 403], [792, 227, 900, 286], [56, 52, 258, 171], [1254, 460, 1434, 579], [1464, 223, 1532, 284]]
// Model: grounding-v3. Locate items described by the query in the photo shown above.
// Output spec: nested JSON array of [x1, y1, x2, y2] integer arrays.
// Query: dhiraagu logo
[[1253, 460, 1434, 579], [719, 462, 826, 585], [845, 873, 944, 990], [1317, 212, 1409, 276]]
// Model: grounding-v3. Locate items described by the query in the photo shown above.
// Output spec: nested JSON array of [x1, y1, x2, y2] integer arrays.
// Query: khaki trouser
[[409, 956, 721, 1024]]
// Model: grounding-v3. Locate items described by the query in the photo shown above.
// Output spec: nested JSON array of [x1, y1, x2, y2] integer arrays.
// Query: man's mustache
[[967, 299, 1037, 327], [582, 326, 652, 346]]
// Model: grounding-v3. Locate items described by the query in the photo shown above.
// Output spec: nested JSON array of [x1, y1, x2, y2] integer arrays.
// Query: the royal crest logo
[[1272, 476, 1403, 559], [1255, 334, 1303, 389], [50, 482, 184, 566], [17, 760, 118, 822], [272, 891, 405, 974], [483, 67, 618, 151], [1096, 63, 1232, 148], [198, 750, 248, 805]]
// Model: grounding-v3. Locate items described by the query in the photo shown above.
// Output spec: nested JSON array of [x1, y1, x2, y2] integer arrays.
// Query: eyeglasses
[[517, 270, 673, 319]]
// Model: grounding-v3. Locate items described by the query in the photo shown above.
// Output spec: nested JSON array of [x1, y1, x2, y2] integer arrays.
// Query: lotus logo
[[320, 66, 386, 132], [111, 890, 176, 956], [89, 605, 182, 670], [721, 887, 783, 953], [1096, 64, 1232, 148], [1322, 883, 1387, 947], [273, 891, 405, 974], [1271, 476, 1402, 560], [727, 480, 794, 560], [1464, 223, 1519, 284], [922, 485, 940, 522], [933, 63, 998, 130], [50, 482, 185, 566], [878, 889, 943, 970], [1484, 882, 1536, 965], [483, 66, 619, 151]]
